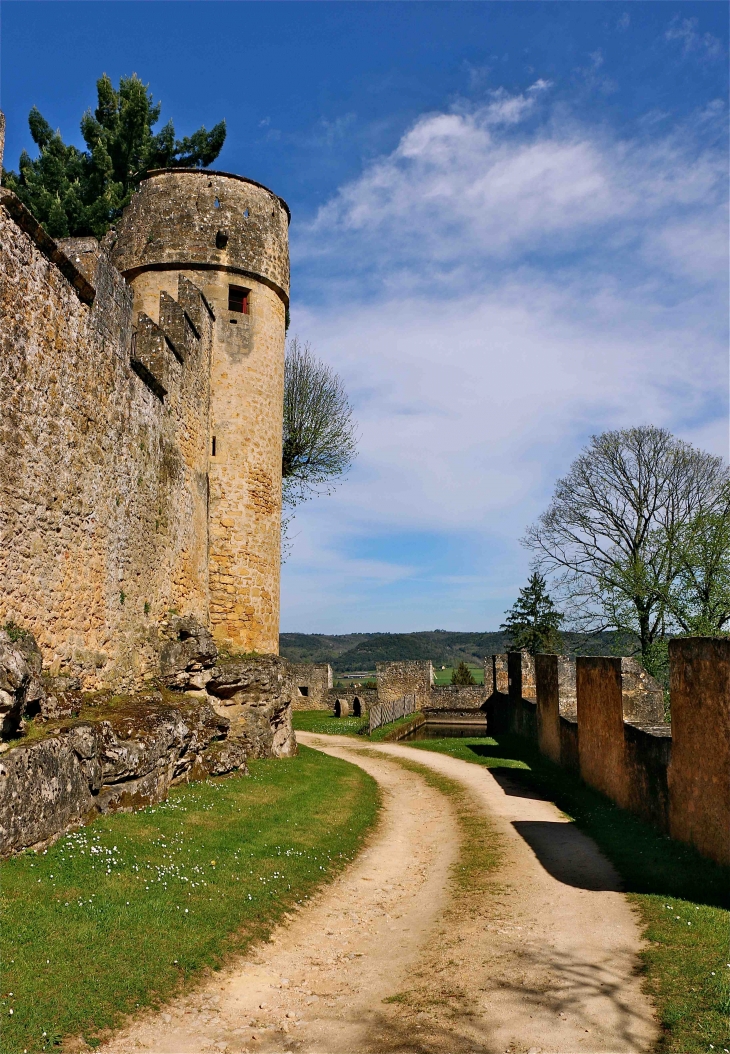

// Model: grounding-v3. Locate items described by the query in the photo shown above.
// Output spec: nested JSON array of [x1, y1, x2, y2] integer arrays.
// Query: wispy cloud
[[665, 16, 723, 59]]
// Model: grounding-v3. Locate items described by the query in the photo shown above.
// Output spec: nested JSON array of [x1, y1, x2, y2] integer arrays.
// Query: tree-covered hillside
[[279, 630, 623, 672]]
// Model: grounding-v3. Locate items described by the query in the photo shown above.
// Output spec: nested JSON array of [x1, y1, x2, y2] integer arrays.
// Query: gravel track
[[99, 734, 658, 1054]]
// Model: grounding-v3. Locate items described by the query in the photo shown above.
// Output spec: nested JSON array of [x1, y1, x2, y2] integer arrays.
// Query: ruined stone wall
[[113, 170, 289, 655], [376, 660, 433, 710], [0, 193, 212, 688], [289, 663, 333, 710]]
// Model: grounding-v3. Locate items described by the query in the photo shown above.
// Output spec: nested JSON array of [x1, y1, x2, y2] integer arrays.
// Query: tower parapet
[[113, 169, 291, 655]]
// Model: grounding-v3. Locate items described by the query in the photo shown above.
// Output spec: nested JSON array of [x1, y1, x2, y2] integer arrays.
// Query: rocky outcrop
[[0, 617, 296, 856], [207, 655, 297, 759], [0, 627, 47, 735], [0, 694, 247, 856], [0, 632, 32, 737], [159, 615, 218, 691]]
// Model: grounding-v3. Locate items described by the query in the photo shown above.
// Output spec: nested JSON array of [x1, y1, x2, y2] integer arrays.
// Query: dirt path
[[99, 735, 658, 1054]]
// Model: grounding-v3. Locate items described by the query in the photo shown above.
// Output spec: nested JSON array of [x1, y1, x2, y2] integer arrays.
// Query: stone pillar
[[494, 654, 509, 694], [668, 638, 730, 866], [535, 654, 561, 764], [577, 657, 628, 807]]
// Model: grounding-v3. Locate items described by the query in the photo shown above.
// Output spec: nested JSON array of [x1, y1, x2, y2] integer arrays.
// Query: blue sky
[[2, 2, 728, 632]]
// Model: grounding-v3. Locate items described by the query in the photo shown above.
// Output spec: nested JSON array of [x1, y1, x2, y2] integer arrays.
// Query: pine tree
[[451, 660, 476, 685], [500, 572, 563, 655], [2, 74, 226, 239]]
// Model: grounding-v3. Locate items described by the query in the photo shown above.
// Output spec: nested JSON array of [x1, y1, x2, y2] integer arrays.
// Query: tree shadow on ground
[[358, 937, 655, 1054]]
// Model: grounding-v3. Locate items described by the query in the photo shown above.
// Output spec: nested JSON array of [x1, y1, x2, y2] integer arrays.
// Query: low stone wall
[[488, 643, 729, 867], [0, 694, 246, 856], [289, 663, 333, 710], [380, 712, 426, 741], [429, 685, 488, 710]]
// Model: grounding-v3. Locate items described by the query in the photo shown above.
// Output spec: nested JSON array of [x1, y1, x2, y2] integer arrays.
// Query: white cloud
[[299, 98, 725, 283], [665, 17, 723, 59], [283, 88, 729, 630]]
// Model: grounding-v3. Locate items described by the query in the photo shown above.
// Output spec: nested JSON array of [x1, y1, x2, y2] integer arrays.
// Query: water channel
[[401, 720, 488, 741]]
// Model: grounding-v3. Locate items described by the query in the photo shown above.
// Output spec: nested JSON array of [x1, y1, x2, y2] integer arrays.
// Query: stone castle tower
[[1, 107, 290, 685], [112, 170, 290, 654]]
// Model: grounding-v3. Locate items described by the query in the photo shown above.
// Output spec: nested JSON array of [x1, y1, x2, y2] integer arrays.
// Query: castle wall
[[0, 193, 212, 688], [113, 170, 289, 654]]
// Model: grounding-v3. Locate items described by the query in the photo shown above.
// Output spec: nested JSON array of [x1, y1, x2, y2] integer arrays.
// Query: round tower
[[112, 169, 290, 655]]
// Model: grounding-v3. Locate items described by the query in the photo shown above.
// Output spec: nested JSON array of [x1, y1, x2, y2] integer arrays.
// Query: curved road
[[100, 734, 658, 1054]]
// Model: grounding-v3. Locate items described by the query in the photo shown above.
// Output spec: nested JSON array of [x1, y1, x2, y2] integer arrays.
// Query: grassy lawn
[[291, 710, 420, 742], [409, 733, 730, 1054], [432, 665, 484, 686], [292, 709, 367, 736], [0, 746, 379, 1054]]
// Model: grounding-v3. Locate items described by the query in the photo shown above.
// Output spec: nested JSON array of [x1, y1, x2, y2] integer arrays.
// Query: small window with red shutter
[[228, 285, 250, 314]]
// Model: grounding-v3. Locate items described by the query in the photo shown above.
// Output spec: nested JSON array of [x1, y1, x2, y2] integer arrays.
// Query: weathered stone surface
[[668, 637, 730, 867], [376, 660, 433, 711], [40, 674, 83, 720], [8, 627, 45, 716], [0, 631, 33, 736], [0, 694, 241, 855], [200, 738, 249, 776], [1, 193, 214, 689], [206, 655, 296, 759], [160, 615, 218, 690], [290, 663, 333, 710]]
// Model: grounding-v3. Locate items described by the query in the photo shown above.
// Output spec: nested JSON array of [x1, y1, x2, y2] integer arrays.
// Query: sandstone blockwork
[[1, 109, 290, 687]]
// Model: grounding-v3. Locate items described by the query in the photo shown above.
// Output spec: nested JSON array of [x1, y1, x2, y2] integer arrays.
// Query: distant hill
[[279, 630, 625, 672]]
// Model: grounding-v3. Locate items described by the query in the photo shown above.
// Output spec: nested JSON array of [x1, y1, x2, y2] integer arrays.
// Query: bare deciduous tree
[[282, 336, 358, 514], [523, 426, 730, 657]]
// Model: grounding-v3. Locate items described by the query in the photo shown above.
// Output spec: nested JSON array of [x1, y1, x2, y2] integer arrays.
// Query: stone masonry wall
[[0, 194, 212, 688], [289, 663, 333, 710], [377, 660, 434, 710]]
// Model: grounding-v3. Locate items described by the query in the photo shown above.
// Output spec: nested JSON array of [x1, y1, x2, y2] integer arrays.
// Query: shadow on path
[[512, 819, 623, 892]]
